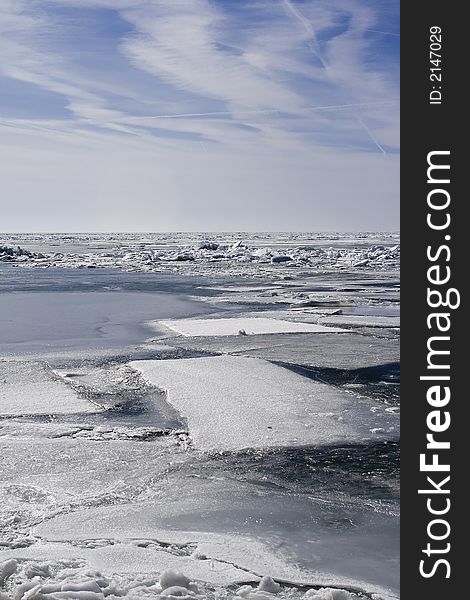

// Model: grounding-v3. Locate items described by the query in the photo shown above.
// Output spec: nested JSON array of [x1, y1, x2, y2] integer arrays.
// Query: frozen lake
[[0, 237, 399, 600]]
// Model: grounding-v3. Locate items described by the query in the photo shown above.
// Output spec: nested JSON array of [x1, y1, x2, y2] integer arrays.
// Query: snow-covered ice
[[0, 554, 386, 600], [318, 316, 400, 329], [131, 356, 397, 451], [0, 361, 97, 416], [27, 448, 399, 596], [0, 232, 400, 278], [157, 318, 346, 337]]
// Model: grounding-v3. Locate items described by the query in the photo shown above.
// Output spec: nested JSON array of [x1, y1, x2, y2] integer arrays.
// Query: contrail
[[132, 109, 281, 120], [307, 100, 398, 112], [126, 100, 397, 121], [366, 29, 400, 37], [282, 0, 392, 155], [282, 0, 328, 70], [355, 116, 387, 154]]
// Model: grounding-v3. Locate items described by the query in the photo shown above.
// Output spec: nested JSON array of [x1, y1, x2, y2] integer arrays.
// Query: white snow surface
[[0, 361, 97, 416], [130, 355, 395, 451], [156, 318, 346, 338], [0, 555, 387, 600]]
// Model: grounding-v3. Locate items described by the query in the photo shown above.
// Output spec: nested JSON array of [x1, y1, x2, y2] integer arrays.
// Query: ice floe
[[0, 361, 97, 416], [317, 316, 399, 329], [130, 356, 397, 451], [157, 318, 346, 337]]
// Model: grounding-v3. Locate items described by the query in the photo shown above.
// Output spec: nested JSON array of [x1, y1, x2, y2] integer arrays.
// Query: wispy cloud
[[0, 0, 399, 231]]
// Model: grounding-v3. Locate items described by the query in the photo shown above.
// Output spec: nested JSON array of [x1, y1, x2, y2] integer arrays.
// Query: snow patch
[[258, 576, 281, 594], [160, 570, 193, 592], [0, 559, 376, 600], [156, 318, 346, 338], [0, 361, 96, 416], [305, 589, 353, 600]]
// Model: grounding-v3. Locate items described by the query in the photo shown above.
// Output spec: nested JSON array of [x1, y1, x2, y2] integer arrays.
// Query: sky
[[0, 0, 399, 232]]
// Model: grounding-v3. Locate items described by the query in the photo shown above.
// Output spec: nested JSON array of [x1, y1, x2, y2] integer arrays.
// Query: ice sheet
[[131, 356, 397, 451], [32, 465, 399, 596], [0, 540, 252, 587], [0, 433, 398, 596], [0, 240, 400, 599], [318, 316, 400, 329], [165, 333, 399, 370], [0, 361, 97, 416], [157, 318, 346, 337], [29, 524, 307, 585], [0, 288, 208, 355]]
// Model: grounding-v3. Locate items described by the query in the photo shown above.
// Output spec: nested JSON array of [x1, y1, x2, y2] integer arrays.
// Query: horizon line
[[1, 230, 401, 235]]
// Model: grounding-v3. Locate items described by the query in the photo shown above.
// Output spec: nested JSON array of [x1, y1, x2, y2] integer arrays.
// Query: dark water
[[281, 362, 400, 405], [153, 442, 400, 591]]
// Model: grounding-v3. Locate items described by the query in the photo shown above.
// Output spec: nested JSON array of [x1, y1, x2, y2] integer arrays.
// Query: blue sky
[[0, 0, 399, 232]]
